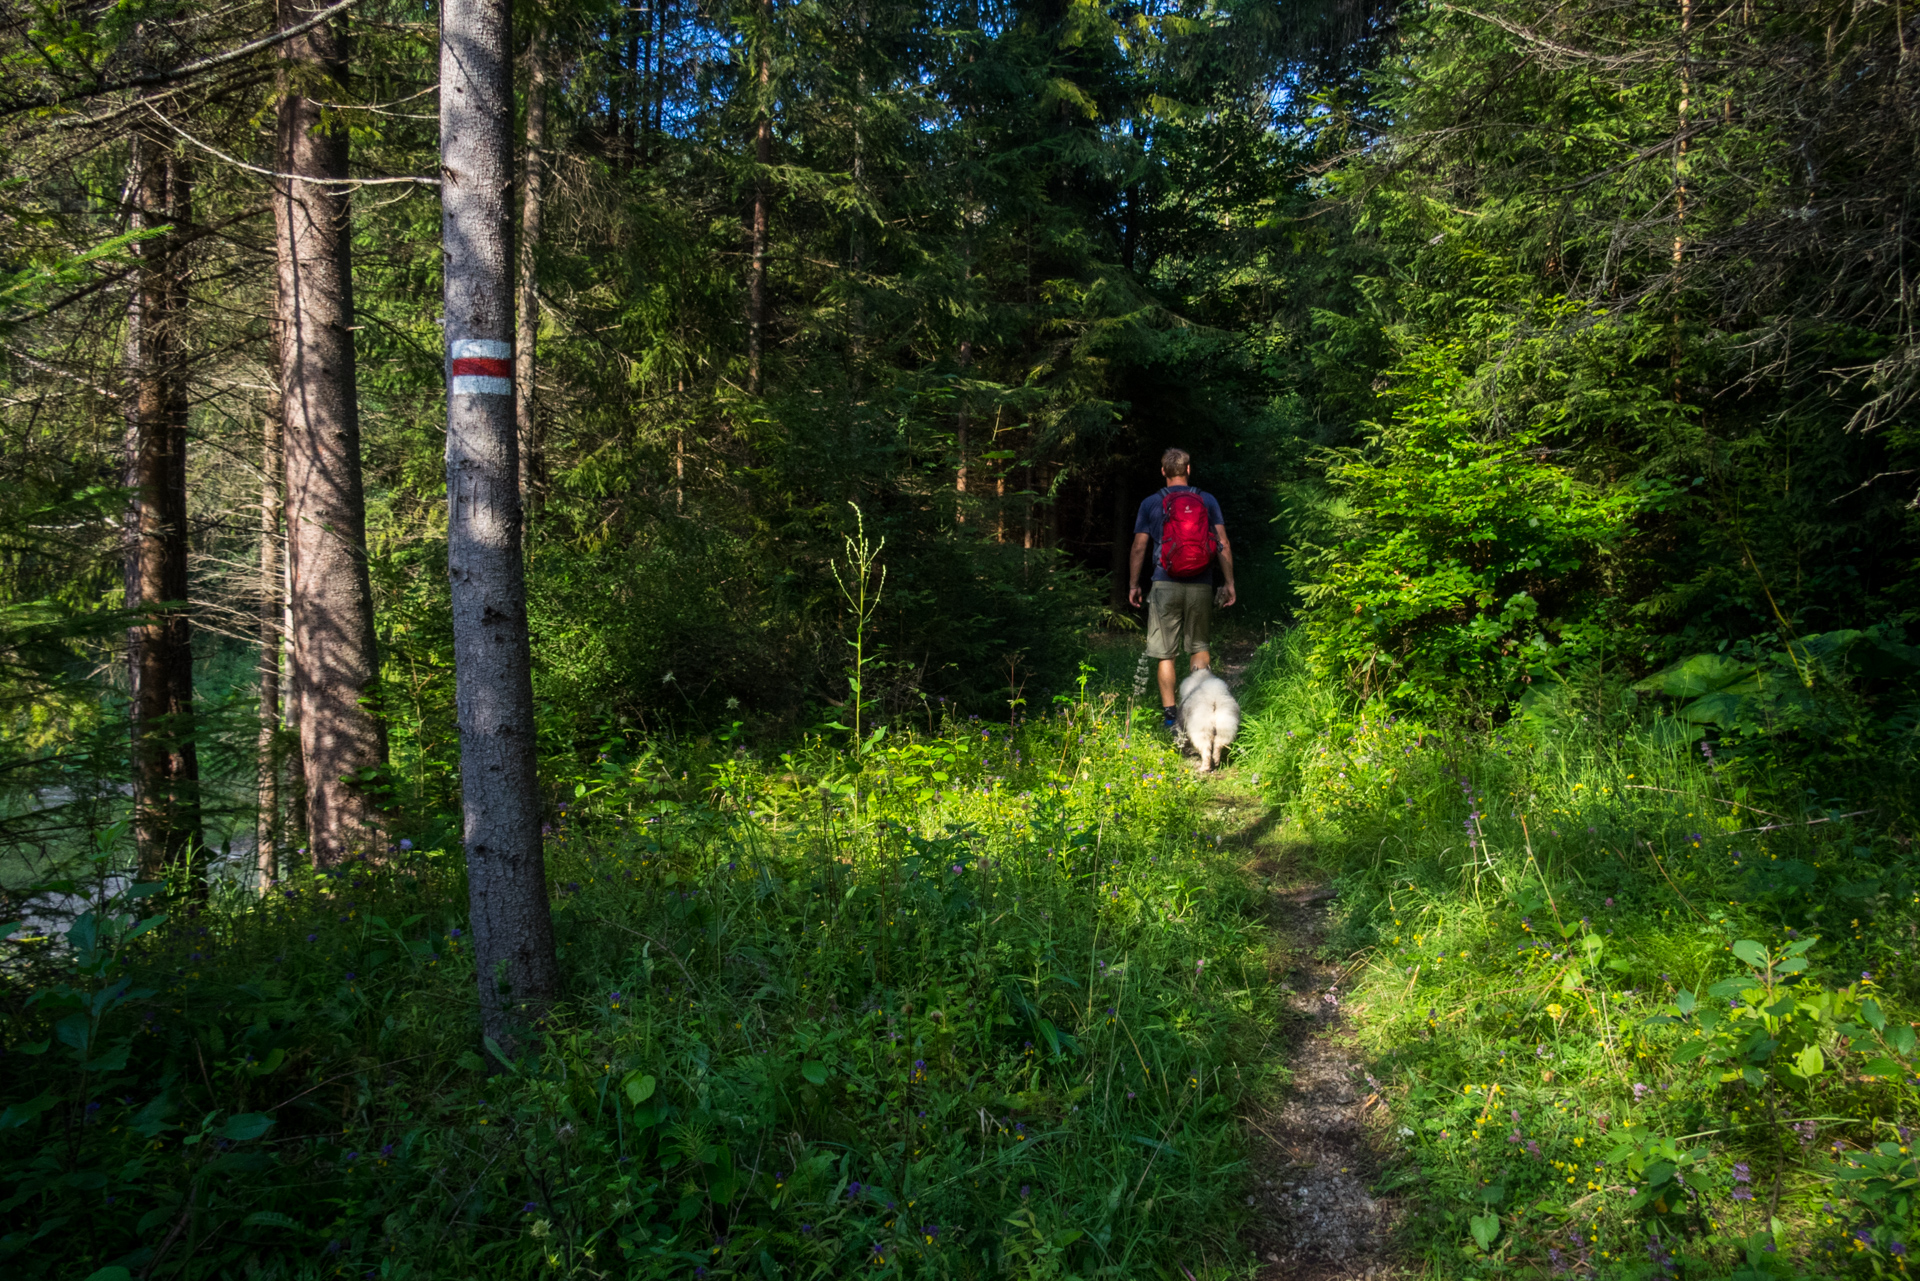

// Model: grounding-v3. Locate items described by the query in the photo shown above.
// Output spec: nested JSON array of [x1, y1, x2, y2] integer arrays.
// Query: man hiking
[[1127, 448, 1236, 731]]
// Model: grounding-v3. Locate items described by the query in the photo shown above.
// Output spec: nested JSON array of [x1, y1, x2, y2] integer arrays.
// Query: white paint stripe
[[451, 375, 513, 397], [449, 338, 511, 359]]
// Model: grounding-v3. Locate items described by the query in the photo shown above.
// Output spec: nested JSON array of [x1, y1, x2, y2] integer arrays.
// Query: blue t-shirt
[[1135, 486, 1225, 583]]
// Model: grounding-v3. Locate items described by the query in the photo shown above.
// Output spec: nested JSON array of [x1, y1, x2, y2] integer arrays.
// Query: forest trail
[[1204, 644, 1404, 1279]]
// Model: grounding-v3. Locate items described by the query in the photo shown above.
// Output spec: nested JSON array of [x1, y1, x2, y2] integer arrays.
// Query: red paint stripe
[[452, 356, 511, 377]]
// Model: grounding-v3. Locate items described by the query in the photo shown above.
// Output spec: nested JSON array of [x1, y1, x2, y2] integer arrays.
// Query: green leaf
[[624, 1072, 656, 1105], [456, 1050, 487, 1074], [0, 1090, 57, 1129], [218, 1113, 275, 1141], [83, 1268, 134, 1281], [801, 1060, 829, 1086], [1469, 1212, 1500, 1251], [241, 1210, 301, 1229], [1634, 653, 1753, 698], [1731, 940, 1767, 967], [1793, 1044, 1824, 1078]]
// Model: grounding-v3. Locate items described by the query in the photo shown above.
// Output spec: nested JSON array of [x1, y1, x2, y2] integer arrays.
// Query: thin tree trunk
[[275, 0, 385, 865], [124, 131, 201, 881], [639, 1, 653, 163], [516, 26, 547, 525], [442, 0, 560, 1053], [746, 0, 771, 395], [257, 402, 283, 888], [1674, 0, 1691, 267], [954, 337, 970, 524]]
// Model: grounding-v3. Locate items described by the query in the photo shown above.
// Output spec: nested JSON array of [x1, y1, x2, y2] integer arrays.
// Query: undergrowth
[[1238, 633, 1920, 1280], [0, 692, 1276, 1280]]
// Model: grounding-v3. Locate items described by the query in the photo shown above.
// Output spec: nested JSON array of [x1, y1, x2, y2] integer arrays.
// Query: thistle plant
[[830, 501, 886, 754]]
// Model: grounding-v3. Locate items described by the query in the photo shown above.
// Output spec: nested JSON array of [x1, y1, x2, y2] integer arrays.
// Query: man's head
[[1160, 447, 1191, 480]]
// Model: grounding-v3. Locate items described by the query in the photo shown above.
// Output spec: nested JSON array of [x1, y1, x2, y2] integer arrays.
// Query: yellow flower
[[1547, 1003, 1566, 1021]]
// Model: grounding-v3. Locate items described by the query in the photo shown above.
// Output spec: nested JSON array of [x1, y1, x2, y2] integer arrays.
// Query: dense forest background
[[7, 0, 1919, 867]]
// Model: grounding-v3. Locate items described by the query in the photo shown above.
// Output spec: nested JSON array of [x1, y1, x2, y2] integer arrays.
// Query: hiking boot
[[1161, 706, 1178, 733]]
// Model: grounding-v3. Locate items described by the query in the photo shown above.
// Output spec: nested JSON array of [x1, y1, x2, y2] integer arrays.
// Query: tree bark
[[275, 0, 385, 865], [516, 26, 547, 524], [124, 131, 201, 881], [954, 339, 970, 524], [746, 0, 771, 394], [442, 0, 561, 1052], [257, 401, 283, 887]]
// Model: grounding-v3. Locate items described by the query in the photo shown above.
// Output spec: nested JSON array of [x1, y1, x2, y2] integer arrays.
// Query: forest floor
[[1208, 646, 1406, 1279]]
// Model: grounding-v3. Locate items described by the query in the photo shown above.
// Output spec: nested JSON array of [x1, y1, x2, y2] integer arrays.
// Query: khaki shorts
[[1144, 579, 1212, 660]]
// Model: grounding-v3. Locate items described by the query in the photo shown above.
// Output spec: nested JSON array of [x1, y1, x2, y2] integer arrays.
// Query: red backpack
[[1158, 489, 1218, 578]]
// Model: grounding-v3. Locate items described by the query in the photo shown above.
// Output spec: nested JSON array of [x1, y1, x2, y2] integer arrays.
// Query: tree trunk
[[954, 338, 970, 525], [516, 26, 547, 524], [257, 401, 283, 887], [124, 131, 201, 881], [275, 0, 385, 866], [442, 0, 561, 1053], [746, 1, 771, 395]]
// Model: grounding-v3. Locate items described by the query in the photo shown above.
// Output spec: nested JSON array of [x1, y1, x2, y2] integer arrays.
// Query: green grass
[[0, 689, 1281, 1280], [1235, 633, 1920, 1279]]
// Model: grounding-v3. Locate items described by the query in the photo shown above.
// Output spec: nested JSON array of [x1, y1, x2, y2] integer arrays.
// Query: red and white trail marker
[[449, 338, 512, 396]]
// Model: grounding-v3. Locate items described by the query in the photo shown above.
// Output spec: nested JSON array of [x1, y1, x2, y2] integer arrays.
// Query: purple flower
[[523, 1201, 538, 1213], [847, 1181, 861, 1199], [1732, 1186, 1754, 1201], [450, 928, 462, 938], [1633, 1083, 1650, 1102], [306, 933, 317, 943], [1020, 1185, 1030, 1198], [1733, 1162, 1751, 1183], [399, 838, 413, 850]]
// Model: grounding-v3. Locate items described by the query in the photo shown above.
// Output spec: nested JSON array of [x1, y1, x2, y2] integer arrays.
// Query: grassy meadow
[[7, 631, 1920, 1280], [0, 684, 1282, 1281], [1237, 635, 1920, 1280]]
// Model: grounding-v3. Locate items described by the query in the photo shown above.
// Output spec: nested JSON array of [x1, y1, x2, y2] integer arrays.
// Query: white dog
[[1174, 666, 1240, 773]]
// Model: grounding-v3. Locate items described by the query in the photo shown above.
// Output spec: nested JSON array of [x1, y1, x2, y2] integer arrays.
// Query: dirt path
[[1198, 644, 1404, 1279]]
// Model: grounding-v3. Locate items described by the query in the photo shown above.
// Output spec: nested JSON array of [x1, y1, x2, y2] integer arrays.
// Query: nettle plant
[[1613, 937, 1920, 1266]]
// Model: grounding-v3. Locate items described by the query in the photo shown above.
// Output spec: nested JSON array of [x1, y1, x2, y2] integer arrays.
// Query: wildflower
[[1604, 897, 1614, 907], [399, 838, 413, 850], [306, 933, 317, 943]]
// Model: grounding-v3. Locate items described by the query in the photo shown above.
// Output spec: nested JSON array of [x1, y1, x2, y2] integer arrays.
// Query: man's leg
[[1157, 658, 1177, 706], [1191, 649, 1210, 672]]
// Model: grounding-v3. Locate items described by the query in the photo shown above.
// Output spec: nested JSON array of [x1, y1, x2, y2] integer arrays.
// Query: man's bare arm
[[1214, 526, 1236, 608], [1127, 533, 1150, 607]]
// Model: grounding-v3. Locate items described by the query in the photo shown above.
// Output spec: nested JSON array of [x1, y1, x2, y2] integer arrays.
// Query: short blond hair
[[1160, 448, 1191, 477]]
